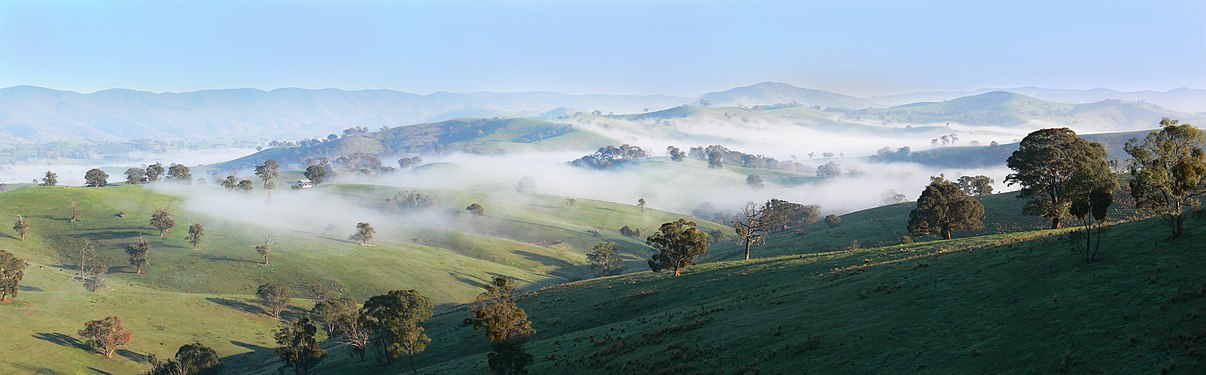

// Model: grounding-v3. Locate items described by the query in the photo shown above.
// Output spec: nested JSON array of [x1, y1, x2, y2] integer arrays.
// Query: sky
[[1, 0, 1204, 96]]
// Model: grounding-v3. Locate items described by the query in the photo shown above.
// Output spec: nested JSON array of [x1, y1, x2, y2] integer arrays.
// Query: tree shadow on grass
[[19, 285, 42, 292], [220, 340, 278, 373], [116, 349, 149, 364], [514, 249, 579, 278], [87, 367, 114, 375], [69, 230, 147, 241], [206, 297, 264, 315], [200, 254, 255, 264], [32, 332, 90, 351]]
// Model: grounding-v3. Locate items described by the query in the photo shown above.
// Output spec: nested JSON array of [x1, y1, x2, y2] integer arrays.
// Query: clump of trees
[[304, 161, 335, 185], [816, 162, 842, 178], [1006, 128, 1110, 229], [167, 163, 192, 183], [824, 214, 842, 228], [647, 219, 710, 276], [126, 167, 148, 184], [619, 225, 641, 239], [746, 174, 764, 189], [147, 163, 165, 182], [0, 250, 27, 301], [275, 317, 326, 374], [465, 276, 536, 374], [146, 342, 223, 375], [126, 236, 151, 274], [957, 175, 994, 200], [908, 176, 986, 240], [78, 316, 133, 358], [466, 203, 485, 216], [666, 146, 686, 161], [257, 282, 292, 319], [85, 168, 109, 187], [362, 289, 434, 372], [398, 156, 423, 169], [1125, 118, 1206, 238], [688, 144, 809, 171], [587, 241, 624, 277], [570, 144, 649, 169], [388, 191, 438, 212]]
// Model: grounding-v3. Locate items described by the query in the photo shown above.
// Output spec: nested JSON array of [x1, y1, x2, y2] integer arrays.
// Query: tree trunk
[[743, 238, 752, 261], [410, 356, 418, 374], [673, 265, 681, 277], [136, 265, 142, 274], [1051, 217, 1061, 230], [1173, 214, 1184, 238], [942, 230, 952, 240]]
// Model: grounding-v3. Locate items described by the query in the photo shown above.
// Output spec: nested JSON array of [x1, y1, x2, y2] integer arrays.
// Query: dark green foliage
[[687, 144, 809, 171], [816, 161, 841, 178], [824, 214, 842, 228], [237, 180, 254, 192], [147, 342, 222, 375], [1006, 128, 1109, 229], [388, 190, 437, 212], [466, 203, 485, 216], [187, 223, 204, 250], [257, 282, 291, 319], [304, 162, 334, 185], [647, 219, 710, 276], [167, 163, 192, 182], [571, 144, 648, 169], [587, 241, 624, 277], [764, 199, 820, 230], [465, 276, 536, 374], [619, 225, 641, 239], [84, 168, 109, 187], [146, 162, 165, 182], [908, 176, 985, 240], [125, 167, 147, 184], [361, 289, 434, 371], [78, 316, 132, 358], [1124, 118, 1206, 238], [150, 208, 175, 238], [956, 175, 994, 200], [310, 296, 357, 336], [220, 175, 238, 190], [0, 250, 26, 301], [707, 151, 724, 169], [275, 317, 326, 375], [125, 236, 150, 274], [41, 171, 57, 186], [667, 146, 686, 162], [746, 174, 764, 189]]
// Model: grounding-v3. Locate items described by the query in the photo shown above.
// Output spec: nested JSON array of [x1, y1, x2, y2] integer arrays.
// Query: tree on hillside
[[466, 203, 485, 216], [77, 239, 97, 273], [465, 275, 536, 375], [187, 223, 205, 250], [746, 174, 764, 189], [362, 289, 434, 372], [824, 214, 842, 228], [41, 171, 57, 186], [516, 176, 537, 194], [13, 216, 29, 241], [151, 209, 175, 238], [764, 199, 820, 230], [125, 236, 151, 274], [638, 198, 646, 215], [257, 282, 291, 319], [398, 156, 423, 169], [256, 159, 280, 198], [78, 316, 132, 358], [237, 179, 254, 193], [147, 342, 223, 375], [333, 305, 373, 362], [956, 175, 994, 200], [816, 161, 841, 178], [734, 201, 780, 260], [707, 151, 724, 169], [351, 222, 375, 245], [83, 261, 108, 293], [167, 163, 192, 183], [146, 162, 165, 182], [1069, 175, 1117, 263], [1006, 128, 1109, 229], [667, 146, 686, 161], [69, 201, 81, 222], [84, 168, 109, 187], [587, 241, 624, 277], [908, 176, 986, 240], [310, 296, 357, 337], [0, 250, 27, 301], [1125, 118, 1206, 238], [255, 237, 275, 265], [274, 317, 326, 375], [646, 219, 710, 276], [304, 162, 334, 185], [221, 175, 239, 190]]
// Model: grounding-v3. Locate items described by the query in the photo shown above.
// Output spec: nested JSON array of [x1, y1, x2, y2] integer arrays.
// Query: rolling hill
[[698, 81, 876, 110]]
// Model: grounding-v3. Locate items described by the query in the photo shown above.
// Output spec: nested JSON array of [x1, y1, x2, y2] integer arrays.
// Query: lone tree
[[465, 275, 536, 375], [147, 342, 223, 375], [187, 223, 205, 250], [69, 201, 81, 222], [125, 167, 147, 184], [824, 214, 842, 228], [41, 171, 58, 186], [275, 317, 326, 375], [151, 209, 175, 238], [0, 250, 27, 301], [908, 176, 986, 240], [84, 168, 109, 187], [352, 222, 375, 245], [167, 163, 192, 183], [638, 198, 646, 215], [586, 241, 624, 277], [146, 162, 165, 182], [255, 238, 275, 265], [667, 146, 686, 161], [646, 219, 710, 277], [78, 316, 133, 358], [734, 201, 778, 260], [466, 203, 485, 216], [956, 175, 995, 200], [304, 162, 334, 186], [1125, 118, 1206, 238], [1006, 128, 1109, 229], [125, 236, 151, 274], [13, 216, 29, 241], [745, 174, 764, 189], [257, 282, 292, 319], [362, 289, 434, 372], [256, 159, 281, 198]]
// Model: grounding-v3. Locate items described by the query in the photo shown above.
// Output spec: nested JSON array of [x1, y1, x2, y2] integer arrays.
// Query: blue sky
[[1, 0, 1203, 96]]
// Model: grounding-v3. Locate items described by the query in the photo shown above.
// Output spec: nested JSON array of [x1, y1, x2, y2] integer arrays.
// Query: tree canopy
[[1125, 118, 1206, 238], [1006, 128, 1110, 229], [647, 219, 710, 276], [907, 176, 985, 240]]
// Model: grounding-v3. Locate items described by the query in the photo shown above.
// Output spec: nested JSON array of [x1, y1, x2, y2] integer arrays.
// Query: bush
[[899, 235, 914, 244], [824, 214, 842, 228]]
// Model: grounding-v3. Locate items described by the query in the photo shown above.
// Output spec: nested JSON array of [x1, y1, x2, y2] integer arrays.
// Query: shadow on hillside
[[514, 250, 578, 278], [200, 254, 255, 264], [18, 285, 42, 292], [452, 273, 487, 289], [30, 214, 65, 222], [219, 340, 277, 373], [207, 297, 264, 315], [69, 230, 147, 241], [593, 206, 626, 214], [87, 367, 114, 375], [0, 233, 15, 240], [117, 349, 149, 364], [32, 332, 89, 351]]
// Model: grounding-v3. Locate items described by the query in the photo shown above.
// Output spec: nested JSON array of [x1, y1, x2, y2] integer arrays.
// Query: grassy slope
[[0, 184, 725, 374], [388, 215, 1205, 374]]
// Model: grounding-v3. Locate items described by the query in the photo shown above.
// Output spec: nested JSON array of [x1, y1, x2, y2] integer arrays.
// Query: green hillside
[[905, 129, 1162, 167]]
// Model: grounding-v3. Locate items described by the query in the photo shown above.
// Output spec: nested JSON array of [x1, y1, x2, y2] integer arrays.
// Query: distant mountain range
[[1, 82, 1202, 144]]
